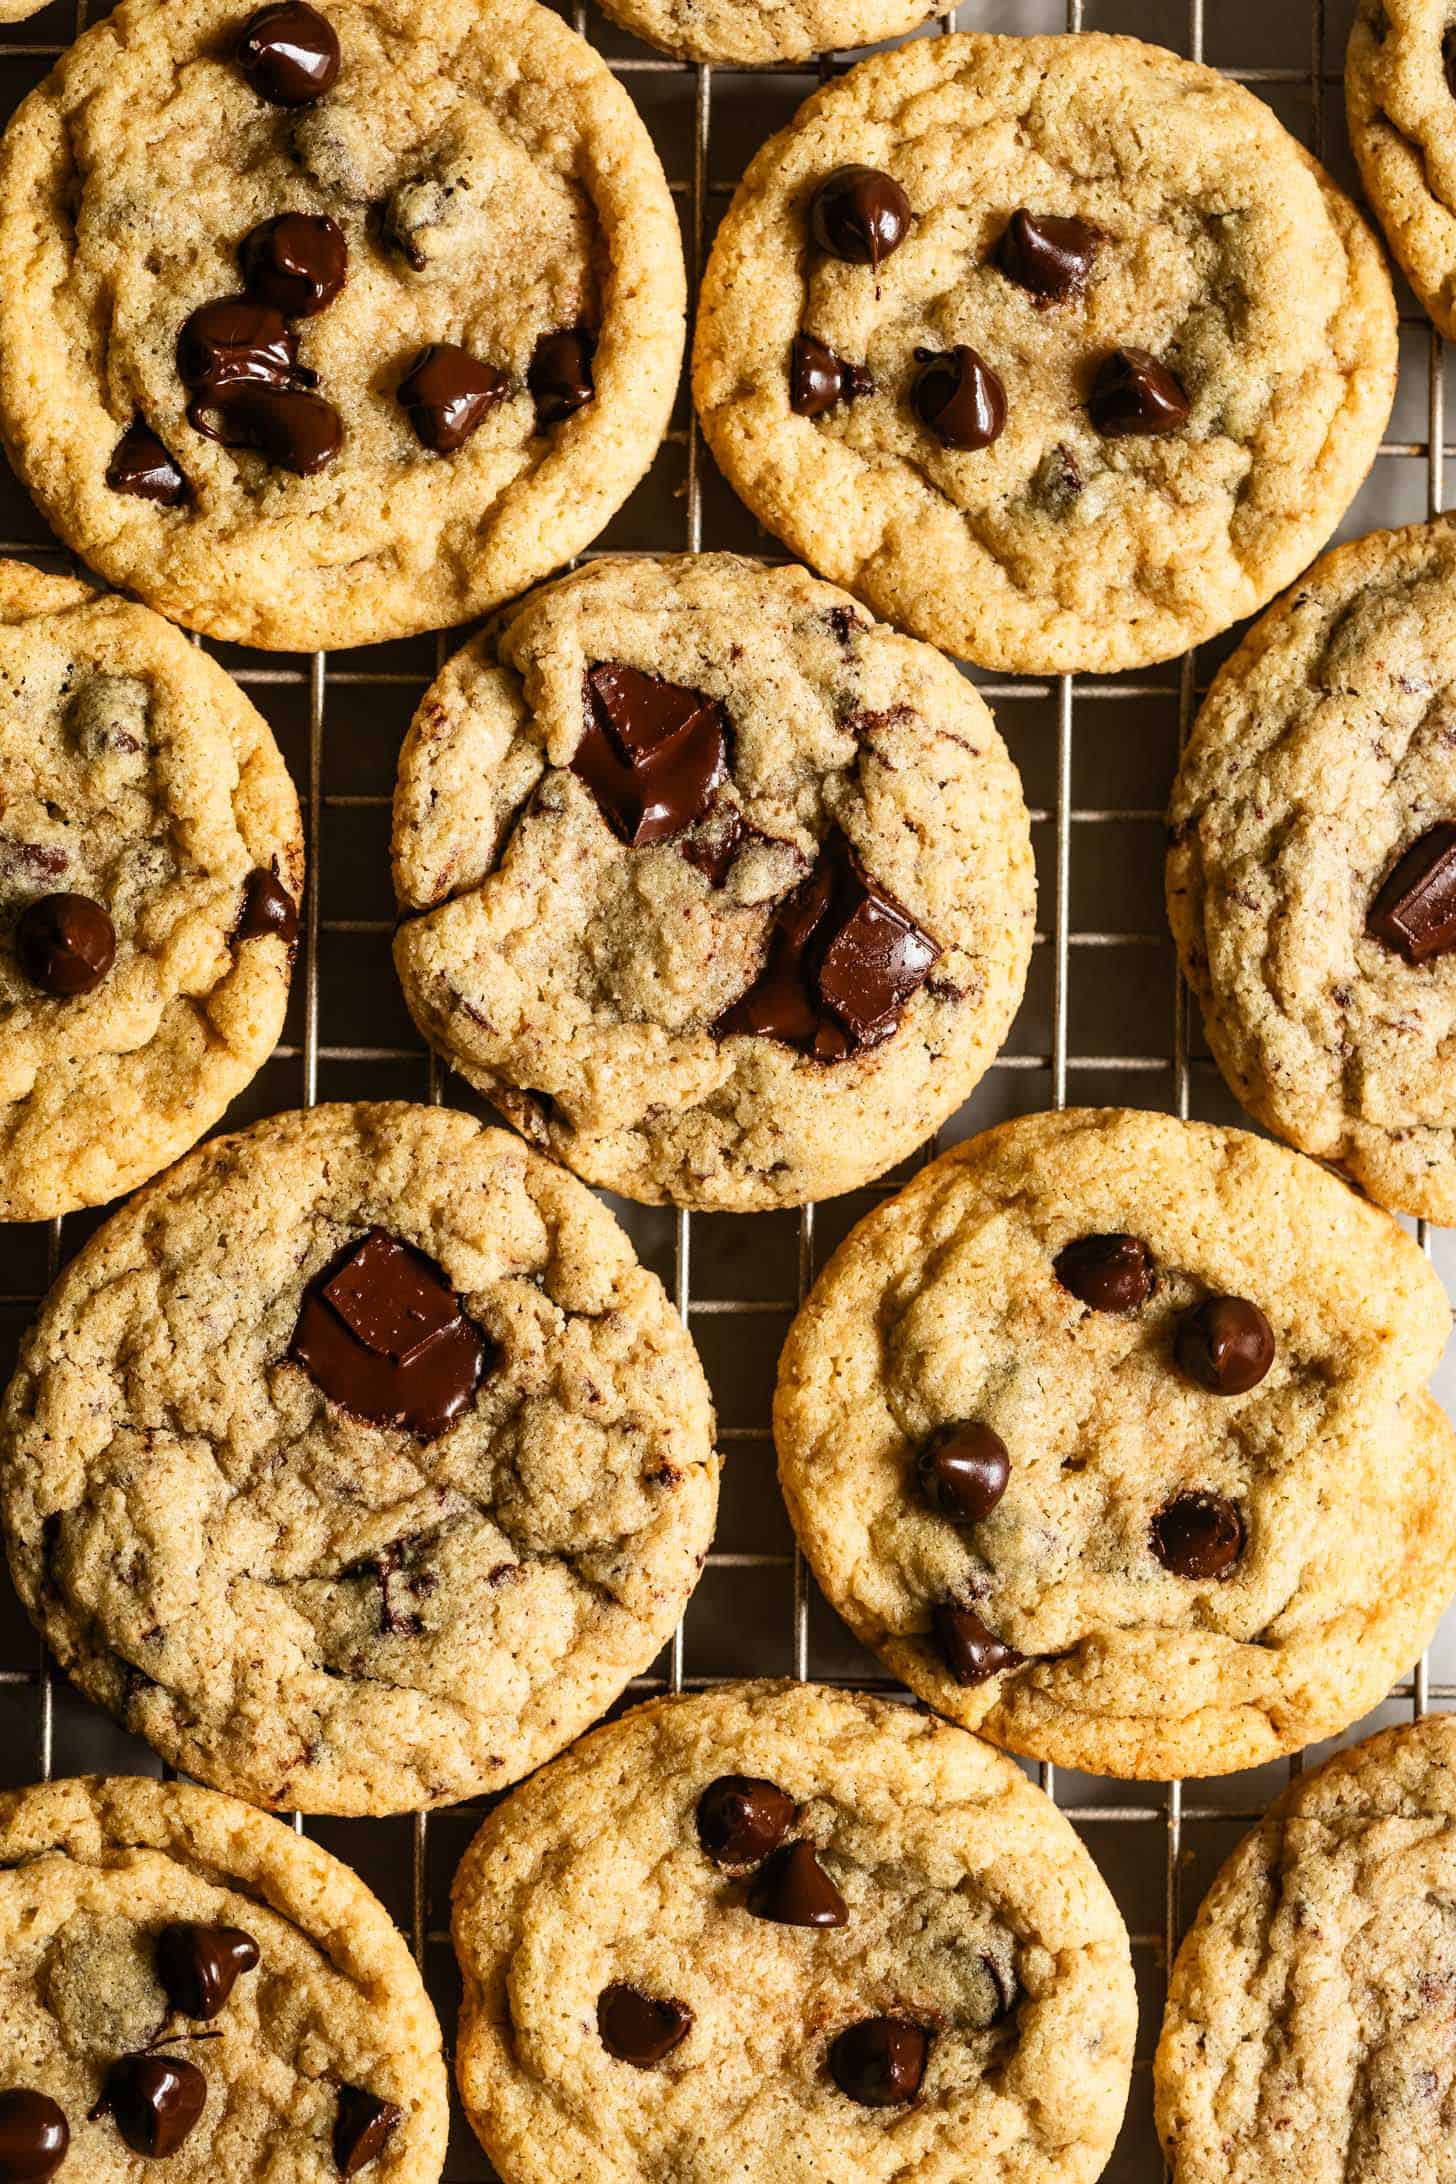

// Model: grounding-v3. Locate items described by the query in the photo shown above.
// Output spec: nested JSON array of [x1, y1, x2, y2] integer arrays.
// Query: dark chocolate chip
[[0, 2091, 69, 2184], [911, 345, 1005, 450], [1151, 1491, 1245, 1580], [91, 2055, 206, 2159], [572, 663, 729, 848], [596, 1984, 692, 2067], [748, 1840, 848, 1927], [194, 383, 343, 474], [333, 2086, 401, 2176], [105, 422, 188, 506], [289, 1228, 493, 1441], [1366, 822, 1456, 964], [239, 213, 347, 317], [809, 166, 911, 269], [680, 800, 747, 886], [155, 1923, 260, 2021], [917, 1422, 1010, 1524], [1089, 347, 1189, 436], [15, 893, 115, 998], [1174, 1296, 1274, 1395], [828, 2018, 928, 2107], [1053, 1233, 1154, 1313], [997, 210, 1097, 302], [932, 1602, 1021, 1685], [528, 328, 594, 427], [789, 332, 872, 418], [397, 344, 508, 454], [236, 867, 299, 945], [177, 295, 340, 472], [177, 296, 300, 400], [237, 2, 341, 106], [696, 1775, 796, 1867]]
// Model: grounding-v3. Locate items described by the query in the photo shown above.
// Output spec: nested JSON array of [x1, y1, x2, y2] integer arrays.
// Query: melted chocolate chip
[[1053, 1233, 1154, 1313], [177, 296, 341, 473], [199, 384, 343, 473], [333, 2086, 401, 2176], [789, 332, 872, 418], [239, 213, 347, 317], [235, 867, 299, 945], [828, 2018, 928, 2107], [528, 328, 594, 426], [696, 1775, 796, 1867], [397, 344, 507, 454], [911, 345, 1006, 450], [156, 1923, 259, 2021], [1089, 347, 1189, 436], [1151, 1491, 1245, 1580], [917, 1422, 1010, 1524], [932, 1602, 1021, 1685], [15, 893, 115, 998], [1174, 1296, 1274, 1395], [596, 1985, 692, 2066], [178, 296, 301, 400], [809, 166, 911, 269], [1366, 822, 1456, 964], [289, 1228, 493, 1440], [749, 1840, 848, 1928], [105, 421, 188, 506], [572, 663, 729, 848], [237, 2, 341, 106], [91, 2056, 206, 2159], [0, 2091, 69, 2184], [997, 210, 1097, 302]]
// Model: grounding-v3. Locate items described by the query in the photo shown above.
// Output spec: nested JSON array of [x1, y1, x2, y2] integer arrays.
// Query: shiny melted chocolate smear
[[289, 1229, 492, 1440], [572, 663, 729, 846]]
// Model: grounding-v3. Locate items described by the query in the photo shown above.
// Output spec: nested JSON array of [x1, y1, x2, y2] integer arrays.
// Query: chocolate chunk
[[789, 332, 872, 418], [917, 1422, 1010, 1524], [195, 384, 342, 474], [997, 210, 1097, 302], [1151, 1491, 1245, 1580], [1366, 822, 1456, 964], [236, 867, 299, 945], [696, 1775, 796, 1867], [528, 328, 594, 426], [828, 2018, 928, 2107], [932, 1602, 1021, 1685], [572, 663, 729, 848], [397, 344, 507, 454], [333, 2086, 400, 2176], [155, 1923, 260, 2020], [911, 345, 1006, 450], [809, 166, 911, 269], [1089, 347, 1189, 436], [177, 295, 341, 473], [91, 2055, 206, 2159], [596, 1984, 692, 2066], [177, 296, 300, 401], [748, 1840, 848, 1928], [105, 421, 188, 506], [15, 893, 116, 998], [0, 2091, 69, 2184], [237, 2, 341, 106], [1174, 1296, 1274, 1395], [239, 213, 347, 317], [1053, 1233, 1154, 1313], [289, 1228, 493, 1441], [681, 800, 746, 886]]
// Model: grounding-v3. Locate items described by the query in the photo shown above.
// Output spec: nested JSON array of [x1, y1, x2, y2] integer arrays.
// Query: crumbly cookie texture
[[0, 561, 302, 1225], [0, 1102, 719, 1816], [1156, 1712, 1456, 2184], [693, 33, 1396, 675], [591, 0, 935, 67], [774, 1107, 1456, 1780], [1348, 0, 1456, 339], [0, 0, 684, 651], [392, 555, 1034, 1212], [453, 1679, 1136, 2184], [0, 1773, 448, 2181], [1169, 517, 1456, 1224]]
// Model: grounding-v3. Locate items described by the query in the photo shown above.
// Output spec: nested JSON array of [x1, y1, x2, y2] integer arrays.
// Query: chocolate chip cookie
[[590, 0, 934, 67], [392, 554, 1034, 1211], [1156, 1711, 1456, 2183], [693, 33, 1397, 674], [0, 1773, 447, 2181], [0, 0, 685, 651], [1348, 0, 1456, 339], [0, 1101, 719, 1815], [452, 1679, 1136, 2184], [0, 560, 302, 1225], [1169, 517, 1456, 1224], [774, 1107, 1456, 1780]]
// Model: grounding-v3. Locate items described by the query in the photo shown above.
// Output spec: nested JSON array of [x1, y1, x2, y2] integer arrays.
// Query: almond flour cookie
[[452, 1679, 1136, 2184], [392, 555, 1034, 1212], [0, 1102, 719, 1815], [0, 1773, 448, 2182], [693, 34, 1397, 675], [773, 1107, 1456, 1781], [1169, 518, 1456, 1225], [1155, 1712, 1456, 2184], [591, 0, 935, 67], [0, 0, 685, 652], [0, 561, 302, 1226], [1348, 0, 1456, 339]]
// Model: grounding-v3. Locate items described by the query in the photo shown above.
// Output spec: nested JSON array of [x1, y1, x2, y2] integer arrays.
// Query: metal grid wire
[[0, 0, 1452, 2175]]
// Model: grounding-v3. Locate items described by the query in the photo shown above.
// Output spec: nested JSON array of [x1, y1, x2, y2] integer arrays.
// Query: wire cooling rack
[[1, 0, 1454, 2175]]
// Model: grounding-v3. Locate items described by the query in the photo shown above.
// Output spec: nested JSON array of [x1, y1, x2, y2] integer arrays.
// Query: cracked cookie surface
[[590, 0, 935, 66], [452, 1679, 1136, 2184], [693, 33, 1396, 674], [0, 561, 301, 1224], [774, 1107, 1456, 1780], [1348, 0, 1456, 339], [0, 1101, 719, 1815]]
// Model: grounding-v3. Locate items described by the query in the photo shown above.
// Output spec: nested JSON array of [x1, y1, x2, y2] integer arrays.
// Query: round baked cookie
[[1156, 1712, 1456, 2184], [591, 0, 935, 66], [452, 1679, 1136, 2184], [0, 1101, 719, 1816], [1169, 518, 1456, 1224], [0, 1773, 448, 2181], [693, 33, 1397, 675], [774, 1107, 1456, 1780], [1348, 0, 1456, 339], [0, 0, 685, 652], [392, 554, 1034, 1212], [0, 560, 302, 1225]]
